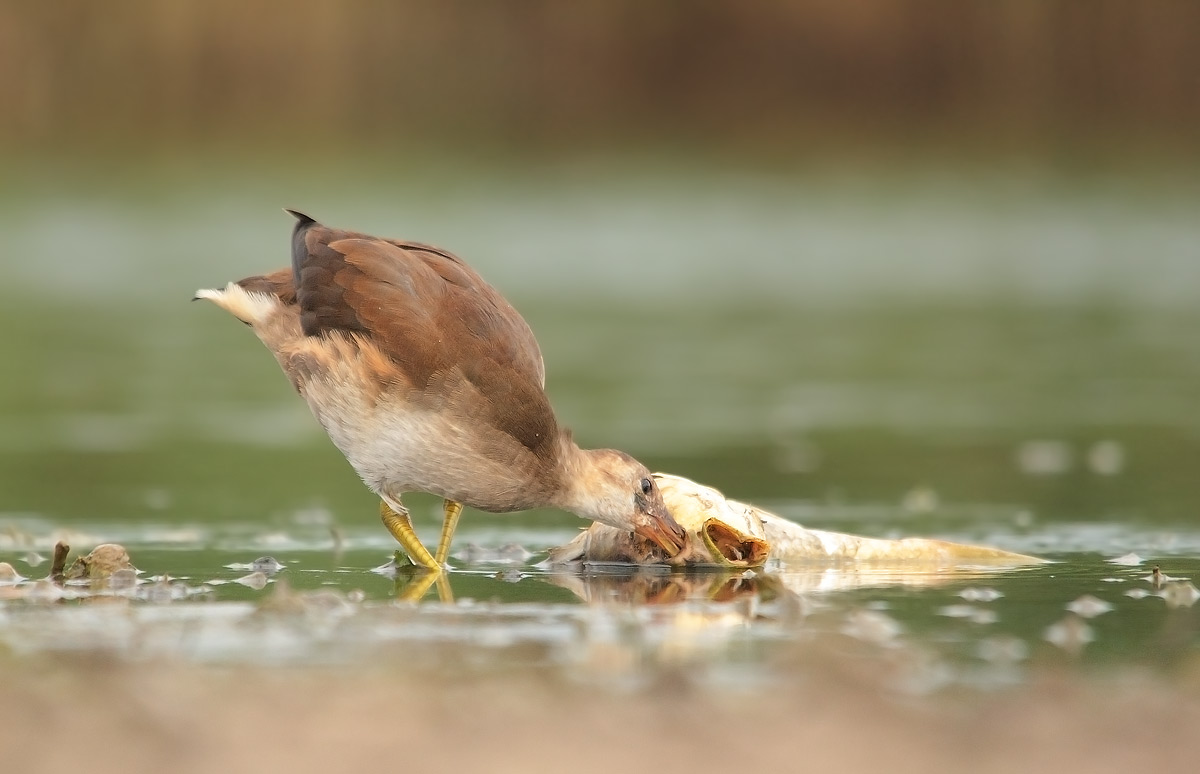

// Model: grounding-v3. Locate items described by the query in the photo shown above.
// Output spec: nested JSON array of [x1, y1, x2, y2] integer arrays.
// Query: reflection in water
[[544, 567, 767, 606], [542, 562, 1038, 609]]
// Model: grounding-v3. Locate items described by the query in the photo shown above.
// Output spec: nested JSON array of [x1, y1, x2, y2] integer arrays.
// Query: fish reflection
[[545, 567, 768, 605]]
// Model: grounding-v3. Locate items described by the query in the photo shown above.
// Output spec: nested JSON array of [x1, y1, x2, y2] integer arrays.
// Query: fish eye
[[640, 478, 653, 496]]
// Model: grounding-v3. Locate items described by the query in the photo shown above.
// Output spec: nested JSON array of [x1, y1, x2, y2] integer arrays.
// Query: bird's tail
[[285, 209, 319, 288]]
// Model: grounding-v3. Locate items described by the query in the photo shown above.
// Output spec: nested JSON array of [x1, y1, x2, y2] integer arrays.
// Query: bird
[[195, 210, 686, 572]]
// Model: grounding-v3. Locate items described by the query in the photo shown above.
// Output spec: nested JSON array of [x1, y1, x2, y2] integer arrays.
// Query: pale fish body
[[549, 474, 1043, 569], [547, 474, 770, 567]]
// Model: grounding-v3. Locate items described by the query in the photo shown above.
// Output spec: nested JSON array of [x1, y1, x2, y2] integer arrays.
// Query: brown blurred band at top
[[2, 0, 1197, 153]]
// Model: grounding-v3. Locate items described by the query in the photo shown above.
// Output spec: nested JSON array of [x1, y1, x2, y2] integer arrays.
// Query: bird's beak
[[634, 512, 688, 557]]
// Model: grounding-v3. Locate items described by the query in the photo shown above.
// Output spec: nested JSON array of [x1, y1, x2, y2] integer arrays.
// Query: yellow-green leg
[[435, 499, 464, 566], [379, 500, 439, 571], [393, 569, 455, 603]]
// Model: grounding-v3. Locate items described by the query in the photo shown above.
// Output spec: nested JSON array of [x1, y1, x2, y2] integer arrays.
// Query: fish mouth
[[701, 519, 770, 568], [634, 513, 688, 557]]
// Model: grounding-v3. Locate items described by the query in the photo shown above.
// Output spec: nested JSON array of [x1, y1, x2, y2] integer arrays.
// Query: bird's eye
[[640, 478, 653, 496]]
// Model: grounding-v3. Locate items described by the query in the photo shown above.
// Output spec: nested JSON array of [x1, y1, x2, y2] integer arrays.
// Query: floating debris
[[1143, 566, 1184, 587], [1044, 615, 1094, 654], [0, 562, 24, 585], [1159, 582, 1200, 609], [494, 568, 525, 583], [959, 587, 1003, 602], [1065, 595, 1114, 618], [23, 551, 45, 568], [1086, 440, 1125, 476], [64, 544, 134, 580], [49, 542, 70, 578], [1125, 588, 1151, 599], [234, 571, 269, 590], [1107, 552, 1144, 566], [370, 553, 411, 578], [226, 557, 285, 574]]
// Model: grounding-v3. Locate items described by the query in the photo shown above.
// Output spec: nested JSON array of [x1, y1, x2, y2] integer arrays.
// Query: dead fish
[[64, 544, 135, 580], [548, 474, 771, 568], [549, 474, 1042, 568]]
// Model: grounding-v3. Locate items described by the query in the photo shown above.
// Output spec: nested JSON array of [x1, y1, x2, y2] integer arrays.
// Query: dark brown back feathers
[[241, 213, 558, 463]]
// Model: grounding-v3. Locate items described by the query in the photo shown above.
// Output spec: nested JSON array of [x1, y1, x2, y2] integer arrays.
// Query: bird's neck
[[551, 436, 626, 530]]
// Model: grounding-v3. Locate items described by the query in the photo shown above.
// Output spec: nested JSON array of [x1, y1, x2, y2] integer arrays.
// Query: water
[[2, 158, 1199, 691]]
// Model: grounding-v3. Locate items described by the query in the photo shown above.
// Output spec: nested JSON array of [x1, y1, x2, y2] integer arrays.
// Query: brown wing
[[236, 267, 297, 305], [289, 214, 557, 461]]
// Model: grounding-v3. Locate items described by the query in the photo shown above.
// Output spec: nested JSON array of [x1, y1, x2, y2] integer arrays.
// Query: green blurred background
[[2, 0, 1198, 539]]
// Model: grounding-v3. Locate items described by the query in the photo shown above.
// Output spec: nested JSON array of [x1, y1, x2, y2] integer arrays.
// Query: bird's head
[[568, 449, 687, 557]]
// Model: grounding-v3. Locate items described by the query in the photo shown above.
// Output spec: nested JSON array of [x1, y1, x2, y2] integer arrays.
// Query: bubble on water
[[0, 562, 23, 585], [1107, 552, 1143, 566], [1159, 582, 1200, 609], [978, 636, 1028, 664], [234, 572, 269, 590], [1044, 615, 1093, 653], [23, 552, 45, 568], [1100, 578, 1124, 583], [1065, 595, 1113, 618], [347, 589, 365, 603], [959, 587, 1003, 602], [841, 609, 902, 645], [1087, 440, 1125, 475], [1016, 440, 1073, 476], [1125, 588, 1151, 599]]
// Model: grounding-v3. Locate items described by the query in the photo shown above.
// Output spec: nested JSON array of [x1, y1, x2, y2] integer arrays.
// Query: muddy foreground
[[4, 654, 1199, 774]]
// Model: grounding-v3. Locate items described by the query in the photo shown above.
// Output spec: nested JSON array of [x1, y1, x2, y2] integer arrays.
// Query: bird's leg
[[391, 567, 456, 603], [434, 499, 464, 567], [392, 569, 440, 602], [379, 499, 440, 571]]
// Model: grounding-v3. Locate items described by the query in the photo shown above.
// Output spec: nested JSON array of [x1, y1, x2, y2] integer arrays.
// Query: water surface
[[2, 160, 1198, 690]]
